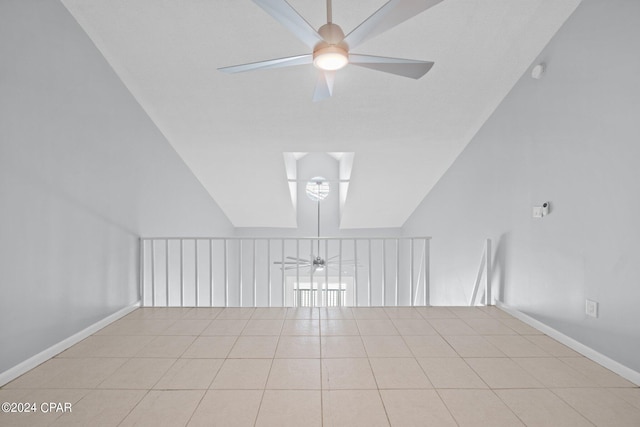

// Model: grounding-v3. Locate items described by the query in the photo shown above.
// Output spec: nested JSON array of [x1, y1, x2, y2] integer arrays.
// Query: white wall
[[0, 0, 233, 374], [403, 0, 640, 372]]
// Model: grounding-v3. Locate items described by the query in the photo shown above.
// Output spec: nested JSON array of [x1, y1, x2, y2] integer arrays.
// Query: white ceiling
[[61, 0, 581, 228]]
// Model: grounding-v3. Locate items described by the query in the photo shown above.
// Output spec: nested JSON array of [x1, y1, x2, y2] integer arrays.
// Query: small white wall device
[[533, 202, 551, 218], [531, 63, 546, 79]]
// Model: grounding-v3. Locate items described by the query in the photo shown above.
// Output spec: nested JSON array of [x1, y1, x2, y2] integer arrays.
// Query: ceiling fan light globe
[[313, 46, 348, 71]]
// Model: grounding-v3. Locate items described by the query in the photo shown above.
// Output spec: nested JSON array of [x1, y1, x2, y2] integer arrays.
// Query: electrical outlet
[[532, 206, 544, 218], [585, 299, 598, 318]]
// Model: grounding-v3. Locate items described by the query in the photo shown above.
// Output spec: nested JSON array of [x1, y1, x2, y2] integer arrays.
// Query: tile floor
[[1, 306, 639, 426]]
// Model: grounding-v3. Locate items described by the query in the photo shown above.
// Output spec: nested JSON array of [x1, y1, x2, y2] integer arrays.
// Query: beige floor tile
[[352, 307, 389, 319], [266, 359, 321, 389], [251, 307, 287, 319], [135, 335, 195, 358], [362, 336, 412, 358], [323, 390, 390, 427], [429, 319, 478, 335], [418, 358, 488, 389], [391, 318, 438, 335], [154, 358, 223, 389], [381, 389, 457, 427], [495, 389, 592, 427], [466, 358, 544, 388], [59, 335, 155, 358], [321, 336, 367, 358], [241, 319, 284, 335], [275, 336, 320, 358], [160, 319, 211, 335], [463, 318, 518, 335], [50, 389, 146, 427], [357, 319, 398, 335], [384, 307, 424, 319], [499, 318, 544, 335], [0, 388, 87, 427], [256, 390, 321, 427], [448, 307, 493, 319], [187, 390, 262, 427], [524, 335, 582, 357], [281, 319, 319, 335], [484, 335, 550, 357], [98, 358, 175, 390], [216, 308, 255, 319], [228, 336, 278, 358], [514, 358, 597, 388], [119, 390, 204, 427], [403, 335, 458, 358], [96, 318, 176, 335], [553, 387, 640, 427], [415, 307, 458, 319], [286, 307, 320, 319], [201, 318, 248, 335], [181, 307, 224, 319], [182, 336, 237, 358], [369, 358, 432, 389], [444, 335, 506, 357], [438, 389, 524, 426], [319, 307, 354, 319], [5, 358, 126, 389], [321, 358, 377, 389], [609, 387, 640, 410], [211, 359, 272, 389], [320, 319, 360, 335], [559, 357, 637, 387]]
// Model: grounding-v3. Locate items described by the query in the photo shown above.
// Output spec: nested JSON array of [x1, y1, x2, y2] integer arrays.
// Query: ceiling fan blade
[[286, 256, 313, 262], [350, 54, 434, 79], [312, 70, 336, 102], [344, 0, 443, 49], [219, 54, 312, 73], [252, 0, 324, 48]]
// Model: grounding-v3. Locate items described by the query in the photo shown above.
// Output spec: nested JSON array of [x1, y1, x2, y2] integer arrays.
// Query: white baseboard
[[496, 301, 640, 386], [0, 301, 140, 387]]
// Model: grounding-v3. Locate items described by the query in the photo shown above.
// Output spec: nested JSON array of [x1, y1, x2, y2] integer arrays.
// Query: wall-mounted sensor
[[531, 63, 546, 79], [533, 201, 551, 218]]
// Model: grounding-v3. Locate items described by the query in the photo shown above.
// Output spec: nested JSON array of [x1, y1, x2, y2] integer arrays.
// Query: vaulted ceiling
[[61, 0, 581, 228]]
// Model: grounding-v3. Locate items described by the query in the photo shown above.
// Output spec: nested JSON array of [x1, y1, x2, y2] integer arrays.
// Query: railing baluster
[[268, 239, 272, 308], [180, 239, 184, 307], [296, 239, 300, 307], [281, 239, 285, 306], [252, 239, 257, 307], [239, 239, 243, 307], [354, 239, 359, 307], [410, 238, 414, 307], [324, 239, 329, 307], [195, 239, 199, 307], [338, 239, 343, 307], [368, 239, 372, 307], [309, 240, 314, 307], [381, 239, 386, 306], [210, 239, 214, 307], [224, 239, 228, 307], [151, 240, 155, 307], [395, 238, 399, 307], [140, 239, 145, 306], [165, 239, 169, 306]]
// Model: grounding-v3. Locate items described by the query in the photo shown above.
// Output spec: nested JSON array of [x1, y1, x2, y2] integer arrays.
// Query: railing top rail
[[140, 236, 432, 241]]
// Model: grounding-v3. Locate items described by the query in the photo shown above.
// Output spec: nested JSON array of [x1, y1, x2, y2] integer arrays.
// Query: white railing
[[469, 238, 493, 306], [139, 237, 431, 308]]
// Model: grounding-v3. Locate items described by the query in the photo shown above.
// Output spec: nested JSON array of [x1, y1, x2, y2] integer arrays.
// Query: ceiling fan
[[274, 178, 358, 272], [219, 0, 443, 101]]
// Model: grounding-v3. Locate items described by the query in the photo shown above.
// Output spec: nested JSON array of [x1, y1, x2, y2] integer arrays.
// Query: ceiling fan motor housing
[[313, 23, 349, 71]]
